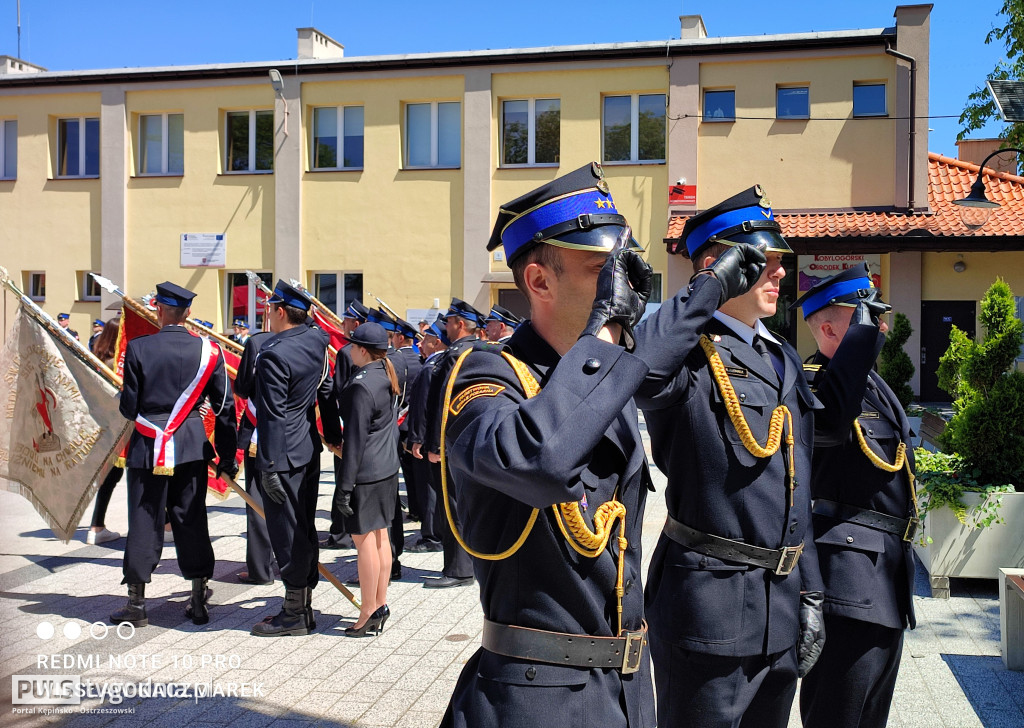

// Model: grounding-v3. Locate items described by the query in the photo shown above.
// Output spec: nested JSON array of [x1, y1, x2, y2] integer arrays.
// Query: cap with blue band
[[792, 263, 877, 319], [154, 282, 196, 308], [672, 185, 792, 260], [267, 279, 312, 311]]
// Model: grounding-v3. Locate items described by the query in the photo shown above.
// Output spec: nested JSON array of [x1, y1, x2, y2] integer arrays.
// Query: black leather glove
[[851, 289, 892, 328], [579, 248, 653, 352], [215, 458, 238, 481], [336, 490, 354, 518], [797, 591, 826, 678], [699, 243, 767, 306], [260, 471, 287, 505]]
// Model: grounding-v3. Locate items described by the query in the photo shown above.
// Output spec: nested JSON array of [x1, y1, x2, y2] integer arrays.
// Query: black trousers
[[262, 462, 320, 590], [399, 433, 420, 519], [91, 466, 123, 528], [243, 454, 274, 582], [122, 462, 213, 584], [432, 461, 473, 579], [328, 454, 348, 537], [414, 456, 440, 543], [649, 636, 798, 728], [800, 615, 904, 728]]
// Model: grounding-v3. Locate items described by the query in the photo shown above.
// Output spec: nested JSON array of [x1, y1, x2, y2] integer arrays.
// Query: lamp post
[[952, 147, 1024, 229]]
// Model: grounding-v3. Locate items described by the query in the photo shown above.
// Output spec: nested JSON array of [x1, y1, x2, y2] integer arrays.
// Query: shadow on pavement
[[941, 654, 1024, 728]]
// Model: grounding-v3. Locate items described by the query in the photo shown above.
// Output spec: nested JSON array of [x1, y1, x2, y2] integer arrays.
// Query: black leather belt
[[813, 499, 920, 542], [481, 619, 646, 674], [662, 515, 804, 576]]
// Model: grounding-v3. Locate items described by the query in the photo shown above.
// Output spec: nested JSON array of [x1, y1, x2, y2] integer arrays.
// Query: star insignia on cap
[[713, 334, 722, 342]]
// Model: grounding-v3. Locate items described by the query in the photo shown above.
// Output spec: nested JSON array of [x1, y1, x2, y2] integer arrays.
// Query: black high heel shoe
[[373, 604, 390, 634], [344, 612, 382, 637]]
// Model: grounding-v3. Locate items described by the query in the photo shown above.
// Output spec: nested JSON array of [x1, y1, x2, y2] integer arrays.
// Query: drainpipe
[[885, 46, 917, 215]]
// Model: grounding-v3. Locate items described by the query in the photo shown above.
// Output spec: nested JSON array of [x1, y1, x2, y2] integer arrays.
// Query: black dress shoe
[[423, 575, 474, 589], [321, 533, 353, 550], [407, 539, 443, 553], [391, 562, 402, 581], [237, 572, 274, 586], [345, 575, 360, 586]]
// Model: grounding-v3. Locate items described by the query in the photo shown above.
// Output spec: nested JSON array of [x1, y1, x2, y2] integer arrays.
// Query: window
[[56, 117, 100, 177], [853, 83, 887, 117], [777, 87, 809, 120], [649, 273, 664, 304], [311, 106, 364, 170], [501, 98, 560, 166], [225, 110, 273, 173], [312, 272, 364, 314], [26, 271, 45, 301], [79, 271, 101, 302], [0, 119, 16, 179], [603, 94, 666, 163], [405, 101, 461, 168], [139, 113, 184, 175], [225, 271, 272, 330], [703, 90, 735, 122]]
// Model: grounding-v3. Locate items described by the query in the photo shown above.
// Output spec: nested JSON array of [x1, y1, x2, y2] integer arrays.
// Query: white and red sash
[[245, 398, 258, 456], [134, 337, 220, 475]]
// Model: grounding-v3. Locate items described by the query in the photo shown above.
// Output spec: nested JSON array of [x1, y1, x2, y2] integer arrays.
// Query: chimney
[[956, 139, 1018, 174], [679, 15, 707, 39], [0, 55, 45, 75], [297, 28, 344, 60]]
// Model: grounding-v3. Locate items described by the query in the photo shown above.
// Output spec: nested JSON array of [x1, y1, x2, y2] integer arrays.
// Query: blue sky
[[0, 1, 1011, 155]]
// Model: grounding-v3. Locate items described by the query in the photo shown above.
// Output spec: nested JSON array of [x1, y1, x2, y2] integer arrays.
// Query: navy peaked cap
[[792, 263, 879, 319], [154, 282, 196, 308], [672, 185, 792, 260]]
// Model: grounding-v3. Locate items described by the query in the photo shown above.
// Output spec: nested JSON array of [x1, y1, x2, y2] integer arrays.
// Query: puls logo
[[12, 675, 81, 705]]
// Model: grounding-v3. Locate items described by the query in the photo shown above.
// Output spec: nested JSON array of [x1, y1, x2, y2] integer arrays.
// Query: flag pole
[[288, 278, 347, 331], [1, 267, 121, 388], [132, 287, 243, 356], [368, 293, 402, 323]]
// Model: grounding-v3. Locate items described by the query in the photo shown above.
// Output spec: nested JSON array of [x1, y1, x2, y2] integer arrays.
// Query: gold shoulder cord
[[852, 420, 920, 520], [440, 348, 630, 635], [698, 335, 797, 506]]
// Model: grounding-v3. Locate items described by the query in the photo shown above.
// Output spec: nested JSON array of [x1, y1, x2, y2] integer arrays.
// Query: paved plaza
[[1, 424, 1022, 727]]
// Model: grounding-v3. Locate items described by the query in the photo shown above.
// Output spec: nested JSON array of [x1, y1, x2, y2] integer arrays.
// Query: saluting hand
[[580, 248, 653, 352], [851, 289, 892, 328], [703, 243, 767, 306]]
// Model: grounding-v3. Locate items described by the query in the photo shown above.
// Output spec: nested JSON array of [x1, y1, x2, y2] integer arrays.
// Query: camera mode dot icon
[[36, 621, 55, 639]]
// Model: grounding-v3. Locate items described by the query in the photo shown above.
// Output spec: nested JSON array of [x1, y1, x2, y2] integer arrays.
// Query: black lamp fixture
[[952, 147, 1024, 229]]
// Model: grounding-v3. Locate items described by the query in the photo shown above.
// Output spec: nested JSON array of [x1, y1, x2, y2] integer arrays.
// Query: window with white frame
[[225, 110, 273, 173], [312, 272, 364, 314], [26, 271, 45, 301], [501, 98, 560, 166], [405, 101, 461, 168], [225, 271, 272, 330], [702, 89, 735, 122], [79, 271, 101, 301], [56, 117, 100, 177], [853, 83, 887, 117], [311, 106, 364, 170], [0, 119, 16, 179], [139, 113, 184, 175], [602, 94, 666, 164], [777, 86, 810, 120]]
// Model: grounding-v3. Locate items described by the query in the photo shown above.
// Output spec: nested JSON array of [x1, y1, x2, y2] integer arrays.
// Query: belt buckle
[[620, 630, 645, 674], [903, 518, 921, 542], [775, 543, 804, 576]]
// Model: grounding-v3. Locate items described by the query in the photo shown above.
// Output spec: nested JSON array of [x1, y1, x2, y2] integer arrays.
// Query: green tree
[[880, 312, 916, 410], [958, 0, 1024, 164], [937, 279, 1024, 489]]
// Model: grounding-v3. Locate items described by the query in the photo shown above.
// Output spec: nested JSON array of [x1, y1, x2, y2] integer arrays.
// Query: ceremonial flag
[[0, 308, 131, 542]]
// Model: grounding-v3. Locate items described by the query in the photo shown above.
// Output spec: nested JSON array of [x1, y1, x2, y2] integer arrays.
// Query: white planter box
[[915, 491, 1024, 598]]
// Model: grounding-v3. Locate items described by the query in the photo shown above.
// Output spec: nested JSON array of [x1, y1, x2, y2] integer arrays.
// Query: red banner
[[311, 307, 348, 352]]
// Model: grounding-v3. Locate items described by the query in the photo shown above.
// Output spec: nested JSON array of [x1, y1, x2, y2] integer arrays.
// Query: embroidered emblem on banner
[[449, 383, 506, 415]]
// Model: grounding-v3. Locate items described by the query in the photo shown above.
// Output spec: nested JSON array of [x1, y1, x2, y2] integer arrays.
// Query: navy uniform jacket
[[120, 325, 236, 468], [331, 343, 356, 406], [424, 335, 482, 455], [395, 346, 423, 432], [255, 324, 342, 472], [407, 351, 443, 446], [804, 323, 916, 630], [337, 361, 400, 490], [441, 323, 655, 728], [633, 275, 824, 658], [234, 330, 273, 449]]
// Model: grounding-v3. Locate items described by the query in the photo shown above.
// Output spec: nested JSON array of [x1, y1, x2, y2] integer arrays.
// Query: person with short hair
[[484, 305, 522, 343], [112, 282, 236, 628], [440, 162, 655, 727], [795, 264, 917, 728], [251, 280, 342, 636], [57, 312, 79, 341]]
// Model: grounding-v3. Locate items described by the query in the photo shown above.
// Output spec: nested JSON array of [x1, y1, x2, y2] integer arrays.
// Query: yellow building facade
[[3, 6, 981, 402]]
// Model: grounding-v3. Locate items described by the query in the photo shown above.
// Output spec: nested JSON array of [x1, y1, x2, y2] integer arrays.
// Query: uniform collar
[[712, 310, 780, 346], [506, 321, 560, 371]]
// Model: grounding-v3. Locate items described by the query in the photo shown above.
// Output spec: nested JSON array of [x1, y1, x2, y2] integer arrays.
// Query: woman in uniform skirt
[[337, 322, 401, 636]]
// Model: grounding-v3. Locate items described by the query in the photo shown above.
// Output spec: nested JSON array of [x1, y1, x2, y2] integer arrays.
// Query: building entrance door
[[920, 300, 976, 402]]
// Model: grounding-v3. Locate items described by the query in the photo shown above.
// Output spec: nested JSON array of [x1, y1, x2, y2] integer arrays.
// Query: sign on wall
[[798, 254, 881, 292], [180, 233, 226, 268], [669, 184, 697, 206]]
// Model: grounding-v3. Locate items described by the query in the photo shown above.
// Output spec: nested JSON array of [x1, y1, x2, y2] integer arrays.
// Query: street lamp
[[952, 147, 1024, 230]]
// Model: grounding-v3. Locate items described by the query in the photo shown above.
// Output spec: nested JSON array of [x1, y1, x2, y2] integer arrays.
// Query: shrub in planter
[[880, 311, 915, 410], [936, 279, 1024, 491], [914, 448, 1015, 539]]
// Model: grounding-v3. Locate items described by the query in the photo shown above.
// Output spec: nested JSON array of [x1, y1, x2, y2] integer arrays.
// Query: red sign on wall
[[669, 185, 697, 206]]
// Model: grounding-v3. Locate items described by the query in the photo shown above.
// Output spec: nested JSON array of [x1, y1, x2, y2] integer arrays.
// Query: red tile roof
[[665, 152, 1024, 242]]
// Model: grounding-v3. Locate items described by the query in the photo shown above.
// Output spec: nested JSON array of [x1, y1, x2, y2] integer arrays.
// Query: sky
[[0, 0, 1012, 156]]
